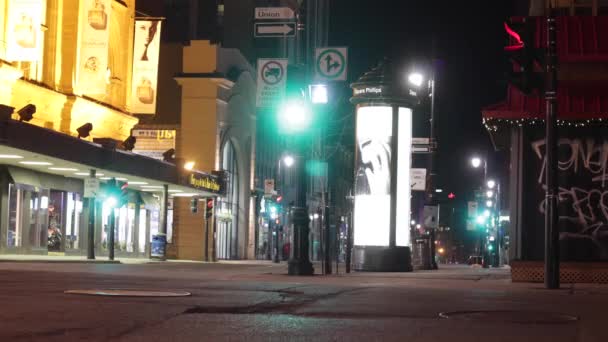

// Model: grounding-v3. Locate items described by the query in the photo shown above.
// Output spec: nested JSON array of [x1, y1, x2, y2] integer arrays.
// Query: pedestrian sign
[[256, 58, 288, 108], [84, 177, 100, 198], [314, 47, 348, 81]]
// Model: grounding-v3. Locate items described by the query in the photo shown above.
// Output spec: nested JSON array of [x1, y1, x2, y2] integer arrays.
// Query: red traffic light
[[276, 195, 283, 203], [206, 198, 213, 209], [448, 192, 456, 199]]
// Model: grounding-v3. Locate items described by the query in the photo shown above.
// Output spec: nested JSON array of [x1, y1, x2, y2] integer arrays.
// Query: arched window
[[217, 139, 239, 259]]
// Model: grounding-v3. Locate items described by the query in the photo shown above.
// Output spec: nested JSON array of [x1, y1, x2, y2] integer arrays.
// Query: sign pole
[[87, 169, 96, 259], [544, 16, 560, 289]]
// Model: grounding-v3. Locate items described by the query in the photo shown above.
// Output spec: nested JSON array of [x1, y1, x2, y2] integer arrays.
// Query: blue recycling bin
[[151, 234, 167, 259]]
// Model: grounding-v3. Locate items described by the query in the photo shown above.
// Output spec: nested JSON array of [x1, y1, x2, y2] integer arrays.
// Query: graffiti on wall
[[532, 137, 608, 259]]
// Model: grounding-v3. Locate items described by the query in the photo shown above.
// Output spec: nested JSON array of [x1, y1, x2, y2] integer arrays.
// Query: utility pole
[[544, 16, 560, 289]]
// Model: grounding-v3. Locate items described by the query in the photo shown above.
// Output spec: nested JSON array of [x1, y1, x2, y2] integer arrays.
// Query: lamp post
[[278, 101, 315, 276]]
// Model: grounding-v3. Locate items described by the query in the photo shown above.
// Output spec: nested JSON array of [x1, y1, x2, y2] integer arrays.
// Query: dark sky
[[329, 0, 523, 203]]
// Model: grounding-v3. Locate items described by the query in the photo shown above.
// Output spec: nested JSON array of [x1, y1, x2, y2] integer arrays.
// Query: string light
[[483, 116, 608, 132]]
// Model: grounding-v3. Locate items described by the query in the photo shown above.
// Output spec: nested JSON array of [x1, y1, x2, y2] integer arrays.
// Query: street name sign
[[254, 22, 296, 37], [255, 7, 295, 20], [410, 168, 427, 191], [314, 47, 348, 81], [256, 58, 288, 108]]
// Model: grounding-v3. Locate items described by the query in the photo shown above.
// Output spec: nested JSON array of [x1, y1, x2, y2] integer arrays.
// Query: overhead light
[[171, 192, 198, 197], [141, 188, 162, 192], [471, 157, 482, 168], [184, 161, 195, 170], [163, 148, 175, 163], [17, 104, 36, 122], [19, 161, 52, 166], [100, 177, 112, 180], [0, 154, 23, 159], [49, 167, 79, 171], [486, 190, 494, 198], [77, 123, 93, 139], [74, 172, 104, 176], [168, 189, 183, 193], [122, 136, 137, 151], [128, 181, 148, 185], [435, 189, 443, 193], [141, 185, 163, 188]]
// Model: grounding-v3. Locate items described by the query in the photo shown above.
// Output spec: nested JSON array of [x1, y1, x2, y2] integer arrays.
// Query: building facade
[[0, 0, 221, 259], [484, 2, 608, 281]]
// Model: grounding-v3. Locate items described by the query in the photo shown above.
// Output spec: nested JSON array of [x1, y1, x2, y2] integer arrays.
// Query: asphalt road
[[0, 261, 606, 341]]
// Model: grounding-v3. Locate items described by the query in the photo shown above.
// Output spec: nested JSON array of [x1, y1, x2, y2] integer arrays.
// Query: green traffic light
[[488, 244, 494, 251], [278, 100, 311, 134]]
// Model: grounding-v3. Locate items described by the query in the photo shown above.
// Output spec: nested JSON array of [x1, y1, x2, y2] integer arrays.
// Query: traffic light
[[118, 181, 129, 207], [206, 198, 214, 219], [447, 192, 456, 200], [105, 180, 128, 208], [504, 17, 544, 95], [190, 198, 198, 213]]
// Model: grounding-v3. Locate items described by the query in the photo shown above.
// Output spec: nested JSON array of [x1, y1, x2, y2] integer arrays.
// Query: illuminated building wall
[[0, 0, 140, 141]]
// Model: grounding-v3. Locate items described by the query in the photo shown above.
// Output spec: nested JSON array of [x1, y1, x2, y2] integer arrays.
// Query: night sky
[[329, 0, 524, 207]]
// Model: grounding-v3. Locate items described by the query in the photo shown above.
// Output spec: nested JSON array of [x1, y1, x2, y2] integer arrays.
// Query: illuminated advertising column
[[350, 59, 417, 272]]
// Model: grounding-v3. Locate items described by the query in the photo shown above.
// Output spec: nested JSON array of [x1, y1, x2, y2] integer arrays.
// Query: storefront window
[[29, 191, 49, 249], [65, 193, 83, 250], [138, 206, 147, 253], [48, 190, 65, 252], [7, 184, 21, 248]]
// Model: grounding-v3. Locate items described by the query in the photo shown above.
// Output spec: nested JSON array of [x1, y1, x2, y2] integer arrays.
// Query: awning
[[482, 82, 608, 122], [0, 119, 223, 198]]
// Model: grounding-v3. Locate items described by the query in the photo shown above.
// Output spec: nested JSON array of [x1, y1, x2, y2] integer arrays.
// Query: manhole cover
[[439, 310, 578, 324], [65, 289, 191, 297]]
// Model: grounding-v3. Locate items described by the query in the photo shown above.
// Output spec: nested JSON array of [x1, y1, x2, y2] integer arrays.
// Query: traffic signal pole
[[544, 16, 560, 289], [108, 179, 116, 261]]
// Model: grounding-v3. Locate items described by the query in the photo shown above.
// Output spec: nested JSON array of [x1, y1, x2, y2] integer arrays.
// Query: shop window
[[7, 184, 21, 248], [138, 206, 146, 253], [64, 192, 83, 250], [29, 190, 49, 249], [167, 198, 174, 243]]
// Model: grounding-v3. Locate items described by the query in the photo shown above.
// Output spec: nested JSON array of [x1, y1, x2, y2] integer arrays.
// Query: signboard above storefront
[[132, 129, 176, 160], [185, 172, 224, 195]]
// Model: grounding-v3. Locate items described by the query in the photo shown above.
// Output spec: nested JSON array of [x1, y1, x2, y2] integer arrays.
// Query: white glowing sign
[[6, 0, 44, 62], [354, 106, 392, 246], [396, 107, 412, 247], [131, 20, 162, 114]]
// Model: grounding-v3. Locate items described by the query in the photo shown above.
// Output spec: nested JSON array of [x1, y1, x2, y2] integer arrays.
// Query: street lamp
[[487, 179, 496, 189], [486, 200, 493, 207], [486, 190, 494, 198], [407, 72, 424, 87], [283, 155, 295, 167], [471, 157, 482, 168]]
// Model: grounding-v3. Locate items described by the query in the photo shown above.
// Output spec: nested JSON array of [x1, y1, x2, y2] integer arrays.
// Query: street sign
[[412, 146, 431, 153], [314, 47, 348, 81], [256, 58, 288, 108], [264, 179, 275, 196], [255, 7, 295, 20], [468, 201, 479, 218], [410, 168, 427, 191], [84, 177, 100, 198], [254, 22, 296, 37], [423, 205, 440, 229], [412, 137, 430, 145]]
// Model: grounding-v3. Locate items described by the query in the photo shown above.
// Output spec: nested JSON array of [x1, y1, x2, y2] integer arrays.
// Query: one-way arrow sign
[[254, 22, 296, 37]]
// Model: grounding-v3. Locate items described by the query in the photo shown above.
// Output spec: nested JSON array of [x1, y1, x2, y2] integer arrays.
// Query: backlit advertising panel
[[354, 106, 392, 246]]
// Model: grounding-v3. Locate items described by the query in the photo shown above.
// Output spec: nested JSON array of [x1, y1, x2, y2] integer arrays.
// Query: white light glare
[[486, 190, 494, 198], [408, 72, 424, 87], [411, 220, 416, 225], [184, 161, 195, 170], [486, 200, 493, 207], [471, 157, 482, 168], [487, 180, 496, 189]]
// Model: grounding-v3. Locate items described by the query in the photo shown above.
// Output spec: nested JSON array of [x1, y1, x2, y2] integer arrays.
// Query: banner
[[131, 20, 162, 114], [76, 0, 112, 94], [132, 129, 176, 160], [6, 0, 44, 61]]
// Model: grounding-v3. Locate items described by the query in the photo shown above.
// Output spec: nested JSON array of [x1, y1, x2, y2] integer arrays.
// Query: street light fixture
[[283, 155, 295, 167], [310, 84, 328, 104], [486, 190, 494, 198], [408, 72, 424, 87], [487, 180, 496, 189], [486, 200, 493, 207], [471, 157, 482, 168]]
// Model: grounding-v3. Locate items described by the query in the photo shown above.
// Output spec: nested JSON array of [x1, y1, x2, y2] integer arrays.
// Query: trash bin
[[412, 236, 432, 270], [151, 233, 166, 259]]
